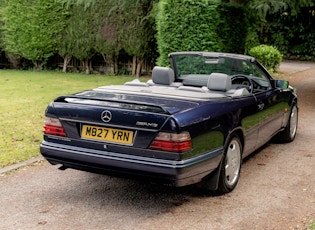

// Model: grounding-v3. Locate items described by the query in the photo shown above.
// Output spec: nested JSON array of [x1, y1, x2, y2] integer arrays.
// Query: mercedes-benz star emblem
[[101, 110, 112, 122]]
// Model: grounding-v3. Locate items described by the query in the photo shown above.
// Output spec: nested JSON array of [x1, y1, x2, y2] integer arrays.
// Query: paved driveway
[[1, 61, 314, 230]]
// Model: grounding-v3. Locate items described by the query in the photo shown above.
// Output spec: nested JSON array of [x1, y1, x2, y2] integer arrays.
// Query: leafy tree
[[250, 0, 314, 17], [249, 0, 314, 40], [93, 1, 123, 75], [62, 0, 158, 76], [59, 0, 96, 8], [55, 5, 72, 73], [121, 1, 157, 77], [92, 0, 157, 76], [67, 5, 96, 74], [263, 3, 315, 58], [1, 0, 67, 71]]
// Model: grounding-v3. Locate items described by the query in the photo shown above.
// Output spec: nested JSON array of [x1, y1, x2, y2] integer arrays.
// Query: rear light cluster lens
[[149, 131, 192, 152], [43, 117, 67, 137]]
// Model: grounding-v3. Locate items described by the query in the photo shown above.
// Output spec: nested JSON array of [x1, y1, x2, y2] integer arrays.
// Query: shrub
[[248, 45, 282, 72]]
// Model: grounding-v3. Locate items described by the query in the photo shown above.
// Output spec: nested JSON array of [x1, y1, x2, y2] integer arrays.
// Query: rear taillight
[[149, 131, 192, 153], [43, 117, 67, 137]]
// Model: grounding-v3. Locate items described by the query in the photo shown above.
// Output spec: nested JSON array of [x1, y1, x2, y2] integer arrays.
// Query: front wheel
[[217, 135, 242, 193]]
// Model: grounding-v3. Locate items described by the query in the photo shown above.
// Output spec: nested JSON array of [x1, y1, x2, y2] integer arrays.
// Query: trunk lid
[[45, 89, 201, 151]]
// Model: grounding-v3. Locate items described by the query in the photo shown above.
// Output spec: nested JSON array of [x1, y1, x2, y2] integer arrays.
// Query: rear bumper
[[40, 141, 223, 187]]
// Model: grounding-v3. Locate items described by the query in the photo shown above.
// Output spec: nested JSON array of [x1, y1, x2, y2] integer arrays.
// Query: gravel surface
[[1, 61, 314, 230]]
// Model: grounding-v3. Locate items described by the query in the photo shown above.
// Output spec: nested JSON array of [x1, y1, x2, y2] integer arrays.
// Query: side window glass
[[246, 61, 271, 93], [230, 60, 271, 94]]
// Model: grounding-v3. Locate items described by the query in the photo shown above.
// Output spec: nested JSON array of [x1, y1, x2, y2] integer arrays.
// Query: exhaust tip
[[58, 165, 67, 171]]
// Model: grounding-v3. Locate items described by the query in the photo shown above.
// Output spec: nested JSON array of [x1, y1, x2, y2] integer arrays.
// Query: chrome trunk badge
[[101, 110, 112, 122]]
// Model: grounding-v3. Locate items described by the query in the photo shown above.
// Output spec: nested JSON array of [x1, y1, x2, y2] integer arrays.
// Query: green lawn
[[0, 70, 140, 168], [308, 220, 315, 230]]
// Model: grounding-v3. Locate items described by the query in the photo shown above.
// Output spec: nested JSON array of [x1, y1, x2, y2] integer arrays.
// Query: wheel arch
[[226, 128, 244, 154], [197, 128, 244, 192]]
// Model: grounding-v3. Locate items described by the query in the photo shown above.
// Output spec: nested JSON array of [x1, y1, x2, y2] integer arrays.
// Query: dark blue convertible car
[[40, 52, 298, 193]]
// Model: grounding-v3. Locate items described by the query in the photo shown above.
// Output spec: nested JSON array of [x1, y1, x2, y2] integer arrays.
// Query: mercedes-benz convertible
[[40, 52, 298, 193]]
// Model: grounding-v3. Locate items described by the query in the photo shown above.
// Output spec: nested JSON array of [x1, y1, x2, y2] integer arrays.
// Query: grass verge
[[307, 220, 315, 230], [0, 70, 139, 168]]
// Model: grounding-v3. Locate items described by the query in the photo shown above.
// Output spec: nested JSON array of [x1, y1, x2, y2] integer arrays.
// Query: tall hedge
[[217, 3, 248, 54], [156, 0, 222, 66], [156, 0, 248, 66], [1, 0, 67, 70]]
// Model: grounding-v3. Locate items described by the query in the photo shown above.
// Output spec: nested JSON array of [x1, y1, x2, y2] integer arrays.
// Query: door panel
[[255, 90, 288, 145], [239, 96, 260, 157]]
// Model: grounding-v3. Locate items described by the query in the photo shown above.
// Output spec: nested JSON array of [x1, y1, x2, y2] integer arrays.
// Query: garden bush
[[248, 45, 282, 72]]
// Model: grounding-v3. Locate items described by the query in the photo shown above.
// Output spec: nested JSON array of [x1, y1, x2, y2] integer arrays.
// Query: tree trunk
[[114, 59, 118, 75], [105, 54, 115, 75], [101, 54, 117, 75], [6, 53, 20, 69], [89, 60, 92, 73], [33, 61, 42, 72], [82, 60, 91, 74], [63, 55, 72, 73], [132, 56, 137, 76], [136, 59, 143, 78], [85, 60, 91, 75], [110, 55, 118, 75]]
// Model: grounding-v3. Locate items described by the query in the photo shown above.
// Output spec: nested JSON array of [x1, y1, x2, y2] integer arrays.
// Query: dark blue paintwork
[[40, 52, 298, 192]]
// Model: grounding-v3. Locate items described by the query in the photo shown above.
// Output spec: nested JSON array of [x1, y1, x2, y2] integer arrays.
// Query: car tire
[[277, 104, 298, 143], [217, 135, 242, 193]]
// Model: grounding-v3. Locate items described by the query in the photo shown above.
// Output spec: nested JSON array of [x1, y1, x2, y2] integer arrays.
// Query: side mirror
[[274, 80, 289, 89]]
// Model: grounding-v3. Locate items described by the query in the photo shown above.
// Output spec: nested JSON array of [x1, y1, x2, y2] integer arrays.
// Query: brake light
[[149, 132, 192, 152], [43, 117, 67, 137]]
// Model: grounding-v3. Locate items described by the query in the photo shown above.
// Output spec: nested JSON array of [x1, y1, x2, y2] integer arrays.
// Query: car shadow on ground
[[42, 143, 273, 210]]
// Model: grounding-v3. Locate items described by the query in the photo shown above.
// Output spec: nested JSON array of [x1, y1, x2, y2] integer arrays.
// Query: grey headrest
[[152, 66, 175, 85], [207, 73, 231, 91]]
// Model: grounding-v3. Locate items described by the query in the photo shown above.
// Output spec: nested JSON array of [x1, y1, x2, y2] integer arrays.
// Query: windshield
[[174, 55, 251, 77], [172, 54, 271, 90]]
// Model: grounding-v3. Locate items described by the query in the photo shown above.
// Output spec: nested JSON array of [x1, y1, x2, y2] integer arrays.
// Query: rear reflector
[[149, 132, 192, 152], [43, 117, 66, 137]]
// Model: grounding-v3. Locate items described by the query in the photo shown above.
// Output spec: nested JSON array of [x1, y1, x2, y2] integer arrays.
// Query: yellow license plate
[[81, 125, 134, 145]]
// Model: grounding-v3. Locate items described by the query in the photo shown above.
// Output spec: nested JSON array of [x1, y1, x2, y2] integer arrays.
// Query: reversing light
[[43, 117, 66, 137], [149, 131, 192, 152]]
